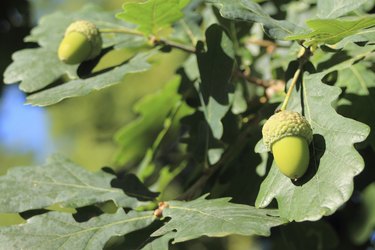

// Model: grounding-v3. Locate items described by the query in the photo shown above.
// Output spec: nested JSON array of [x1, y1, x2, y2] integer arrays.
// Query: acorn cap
[[262, 110, 313, 151], [65, 20, 102, 60]]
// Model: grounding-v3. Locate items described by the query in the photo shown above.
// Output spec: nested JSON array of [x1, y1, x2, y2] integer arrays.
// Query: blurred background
[[0, 0, 188, 229], [0, 0, 186, 173]]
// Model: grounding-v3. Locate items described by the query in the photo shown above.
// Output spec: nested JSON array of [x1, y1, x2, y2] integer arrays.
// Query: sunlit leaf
[[207, 0, 305, 40], [256, 70, 370, 221], [287, 16, 375, 46], [3, 4, 150, 109], [317, 0, 371, 19], [0, 210, 154, 250], [0, 155, 140, 213], [26, 50, 155, 106], [152, 195, 287, 243], [4, 48, 77, 93], [116, 0, 186, 36]]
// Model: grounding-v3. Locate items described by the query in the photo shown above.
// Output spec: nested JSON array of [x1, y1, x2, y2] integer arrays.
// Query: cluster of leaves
[[1, 0, 375, 249]]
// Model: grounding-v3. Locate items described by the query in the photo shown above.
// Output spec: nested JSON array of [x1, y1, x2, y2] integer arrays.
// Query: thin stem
[[280, 47, 311, 111], [280, 66, 302, 111], [100, 27, 196, 53], [180, 19, 198, 46], [99, 28, 144, 36]]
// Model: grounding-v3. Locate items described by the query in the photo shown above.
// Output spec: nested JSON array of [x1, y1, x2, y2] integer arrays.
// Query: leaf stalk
[[99, 28, 196, 53], [280, 47, 311, 111]]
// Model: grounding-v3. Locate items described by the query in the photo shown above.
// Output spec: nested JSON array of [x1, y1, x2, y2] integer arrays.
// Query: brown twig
[[245, 38, 280, 53], [236, 67, 285, 89], [100, 28, 196, 54], [246, 38, 277, 48], [247, 75, 285, 89]]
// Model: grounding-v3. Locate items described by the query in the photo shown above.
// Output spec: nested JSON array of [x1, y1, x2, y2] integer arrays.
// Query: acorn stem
[[280, 46, 312, 111], [99, 28, 196, 53], [280, 65, 302, 111]]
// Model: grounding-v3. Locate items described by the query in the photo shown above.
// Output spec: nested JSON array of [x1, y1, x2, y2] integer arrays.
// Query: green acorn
[[58, 20, 102, 64], [262, 110, 313, 180]]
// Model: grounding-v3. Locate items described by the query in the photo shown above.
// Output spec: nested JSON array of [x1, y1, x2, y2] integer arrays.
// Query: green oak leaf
[[317, 0, 371, 19], [25, 50, 155, 106], [3, 4, 148, 105], [256, 71, 370, 221], [0, 210, 154, 250], [114, 76, 190, 166], [25, 4, 140, 50], [0, 155, 142, 213], [116, 0, 187, 36], [348, 183, 375, 244], [151, 195, 287, 243], [287, 16, 375, 47], [207, 0, 305, 40], [4, 48, 77, 93], [197, 24, 235, 139], [334, 27, 375, 49], [336, 62, 375, 150]]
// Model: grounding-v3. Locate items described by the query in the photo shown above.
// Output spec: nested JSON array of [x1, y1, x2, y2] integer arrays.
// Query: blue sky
[[0, 85, 54, 163]]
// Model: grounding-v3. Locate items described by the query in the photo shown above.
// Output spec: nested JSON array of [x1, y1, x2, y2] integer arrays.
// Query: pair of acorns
[[57, 21, 313, 180]]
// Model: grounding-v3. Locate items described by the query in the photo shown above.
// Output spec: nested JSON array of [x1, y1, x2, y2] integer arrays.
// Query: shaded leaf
[[149, 162, 187, 196], [287, 16, 375, 47], [116, 0, 186, 36], [256, 70, 370, 221], [26, 50, 155, 106], [0, 210, 154, 250], [336, 62, 375, 150], [197, 24, 235, 139], [273, 221, 339, 250], [180, 111, 225, 166], [317, 0, 371, 19], [207, 0, 305, 40], [152, 195, 287, 243], [115, 76, 185, 166], [141, 232, 176, 250], [112, 173, 159, 202], [348, 183, 375, 244], [0, 155, 139, 213]]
